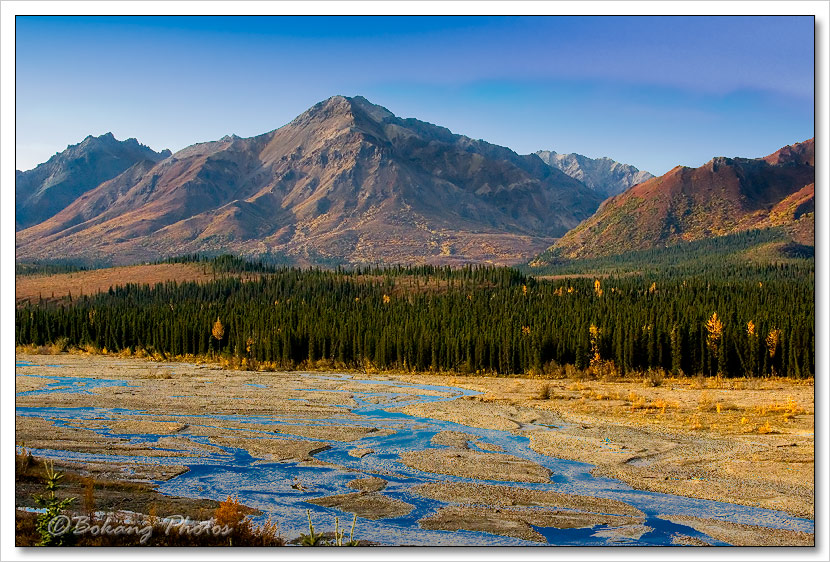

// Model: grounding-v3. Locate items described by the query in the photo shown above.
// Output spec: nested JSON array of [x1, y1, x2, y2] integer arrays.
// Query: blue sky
[[15, 15, 814, 175]]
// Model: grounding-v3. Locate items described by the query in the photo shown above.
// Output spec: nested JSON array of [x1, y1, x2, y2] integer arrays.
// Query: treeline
[[15, 262, 90, 277], [162, 253, 530, 282], [15, 264, 814, 378], [527, 227, 813, 277]]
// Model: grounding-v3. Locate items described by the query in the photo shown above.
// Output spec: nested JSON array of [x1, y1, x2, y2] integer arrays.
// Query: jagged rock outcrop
[[535, 150, 654, 198], [15, 133, 170, 230]]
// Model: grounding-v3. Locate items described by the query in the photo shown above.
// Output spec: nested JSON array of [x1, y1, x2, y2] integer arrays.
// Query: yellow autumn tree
[[704, 312, 725, 376], [212, 317, 225, 341], [705, 312, 723, 352], [745, 320, 758, 377], [212, 317, 225, 357], [766, 328, 781, 358], [589, 324, 601, 366]]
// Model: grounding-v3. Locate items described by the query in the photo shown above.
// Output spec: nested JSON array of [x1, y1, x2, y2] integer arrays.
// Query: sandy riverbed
[[15, 352, 814, 546], [389, 372, 815, 519]]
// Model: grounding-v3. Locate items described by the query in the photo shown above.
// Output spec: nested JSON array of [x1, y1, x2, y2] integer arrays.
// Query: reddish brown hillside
[[543, 139, 814, 260], [763, 138, 814, 166]]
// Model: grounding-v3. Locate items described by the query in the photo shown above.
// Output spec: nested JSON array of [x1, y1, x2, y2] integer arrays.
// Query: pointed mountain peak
[[321, 94, 352, 110], [535, 149, 654, 198], [290, 95, 355, 127], [76, 133, 150, 154], [80, 132, 116, 146], [86, 131, 114, 140], [293, 95, 395, 129], [763, 138, 814, 166]]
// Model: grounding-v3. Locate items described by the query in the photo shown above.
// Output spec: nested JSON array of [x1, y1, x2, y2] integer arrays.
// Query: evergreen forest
[[15, 256, 815, 379]]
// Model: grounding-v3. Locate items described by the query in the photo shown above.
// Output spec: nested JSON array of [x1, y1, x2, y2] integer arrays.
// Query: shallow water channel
[[16, 360, 814, 546]]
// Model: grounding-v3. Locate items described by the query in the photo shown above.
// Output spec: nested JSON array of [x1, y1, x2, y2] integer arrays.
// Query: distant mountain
[[535, 150, 654, 198], [16, 96, 602, 266], [534, 139, 814, 262], [15, 133, 171, 230]]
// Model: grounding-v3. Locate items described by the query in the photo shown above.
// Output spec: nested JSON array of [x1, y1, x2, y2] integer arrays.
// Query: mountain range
[[535, 150, 653, 198], [15, 96, 603, 266], [15, 134, 170, 231], [15, 95, 814, 268], [539, 138, 814, 262]]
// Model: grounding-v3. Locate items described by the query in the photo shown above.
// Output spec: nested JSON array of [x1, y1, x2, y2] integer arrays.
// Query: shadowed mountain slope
[[17, 96, 602, 266], [15, 133, 171, 230]]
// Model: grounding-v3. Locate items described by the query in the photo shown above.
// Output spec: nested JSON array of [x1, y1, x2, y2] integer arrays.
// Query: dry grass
[[15, 263, 258, 305], [536, 383, 553, 400], [19, 346, 291, 374], [430, 371, 812, 444], [757, 421, 776, 434], [415, 370, 813, 439], [17, 338, 69, 355], [643, 368, 666, 387]]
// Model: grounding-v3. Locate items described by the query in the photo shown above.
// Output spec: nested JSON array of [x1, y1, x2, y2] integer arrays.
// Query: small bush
[[542, 362, 567, 379], [757, 421, 776, 434], [697, 390, 713, 411], [566, 364, 587, 381], [628, 392, 647, 411], [54, 337, 70, 352], [82, 476, 96, 519], [213, 495, 247, 531], [644, 368, 665, 387], [588, 360, 621, 382]]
